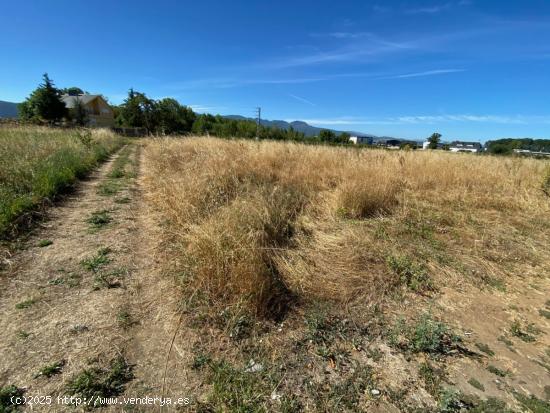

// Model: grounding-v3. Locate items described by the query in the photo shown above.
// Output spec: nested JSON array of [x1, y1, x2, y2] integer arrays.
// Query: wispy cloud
[[406, 0, 471, 14], [167, 68, 463, 91], [406, 3, 453, 14], [265, 34, 417, 69], [288, 94, 316, 106], [381, 69, 466, 79], [292, 114, 550, 126], [189, 104, 225, 113]]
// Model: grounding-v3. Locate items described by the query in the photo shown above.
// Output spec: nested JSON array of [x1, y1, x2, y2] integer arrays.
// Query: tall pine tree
[[19, 73, 67, 123]]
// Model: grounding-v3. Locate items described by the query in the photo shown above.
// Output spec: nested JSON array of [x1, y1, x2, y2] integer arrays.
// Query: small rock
[[271, 391, 282, 401], [371, 389, 381, 396], [245, 360, 263, 373]]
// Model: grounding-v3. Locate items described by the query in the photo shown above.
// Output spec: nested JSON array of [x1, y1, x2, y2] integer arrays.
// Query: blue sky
[[1, 0, 549, 141]]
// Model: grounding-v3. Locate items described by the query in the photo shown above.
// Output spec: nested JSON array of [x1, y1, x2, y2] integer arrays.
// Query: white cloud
[[288, 94, 316, 106], [290, 114, 550, 126], [381, 69, 466, 79]]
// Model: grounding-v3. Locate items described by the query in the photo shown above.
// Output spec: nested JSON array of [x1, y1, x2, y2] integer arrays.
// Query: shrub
[[386, 254, 434, 292]]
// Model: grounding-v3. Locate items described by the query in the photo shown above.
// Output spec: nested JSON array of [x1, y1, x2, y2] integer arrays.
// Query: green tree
[[428, 133, 442, 149], [155, 98, 196, 135], [69, 97, 89, 126], [339, 132, 351, 144], [18, 73, 67, 123], [116, 88, 156, 131], [319, 129, 337, 143], [61, 87, 87, 96]]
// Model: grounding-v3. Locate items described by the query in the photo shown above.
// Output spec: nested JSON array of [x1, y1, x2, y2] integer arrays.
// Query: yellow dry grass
[[142, 137, 550, 318]]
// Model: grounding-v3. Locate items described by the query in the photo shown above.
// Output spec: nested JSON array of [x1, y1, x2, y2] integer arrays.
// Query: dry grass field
[[142, 136, 550, 411], [1, 131, 549, 412]]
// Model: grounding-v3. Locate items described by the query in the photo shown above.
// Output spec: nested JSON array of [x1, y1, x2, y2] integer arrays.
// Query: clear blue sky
[[1, 0, 549, 141]]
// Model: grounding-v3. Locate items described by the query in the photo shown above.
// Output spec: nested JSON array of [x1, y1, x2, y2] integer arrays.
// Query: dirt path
[[0, 143, 189, 412]]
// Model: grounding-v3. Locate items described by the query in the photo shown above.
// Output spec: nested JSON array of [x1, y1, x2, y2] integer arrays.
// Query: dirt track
[[0, 144, 189, 411]]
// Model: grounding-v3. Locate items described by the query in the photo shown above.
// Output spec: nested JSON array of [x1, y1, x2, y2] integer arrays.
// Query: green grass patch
[[86, 209, 113, 230], [513, 391, 550, 413], [37, 239, 53, 247], [0, 385, 25, 413], [510, 320, 538, 343], [65, 356, 133, 407], [80, 247, 111, 272], [35, 360, 65, 378], [386, 254, 434, 293], [390, 314, 461, 355], [17, 330, 30, 339], [487, 365, 508, 377], [539, 309, 550, 319], [467, 378, 485, 392], [15, 298, 37, 309], [0, 127, 123, 238], [116, 310, 137, 329], [475, 342, 495, 356]]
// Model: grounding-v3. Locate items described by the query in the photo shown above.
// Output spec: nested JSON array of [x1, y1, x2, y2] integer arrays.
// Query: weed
[[17, 330, 30, 339], [487, 365, 508, 377], [15, 298, 36, 309], [80, 247, 111, 272], [470, 397, 513, 413], [475, 342, 495, 356], [481, 275, 506, 292], [206, 360, 270, 411], [513, 391, 550, 413], [510, 320, 537, 343], [97, 180, 123, 196], [419, 361, 446, 396], [191, 353, 211, 370], [468, 378, 485, 391], [35, 360, 65, 378], [498, 335, 515, 351], [310, 364, 374, 411], [540, 309, 550, 319], [86, 210, 112, 229], [386, 254, 434, 293], [439, 388, 465, 412], [407, 314, 460, 355], [93, 273, 121, 290], [117, 310, 136, 329], [0, 385, 24, 413], [37, 239, 52, 247], [66, 356, 133, 407]]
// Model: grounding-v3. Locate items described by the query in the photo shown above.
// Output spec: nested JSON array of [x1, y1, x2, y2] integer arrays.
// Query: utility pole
[[255, 107, 261, 140]]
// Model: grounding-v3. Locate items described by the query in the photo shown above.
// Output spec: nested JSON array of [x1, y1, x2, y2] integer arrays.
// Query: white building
[[349, 135, 374, 145], [449, 141, 482, 153]]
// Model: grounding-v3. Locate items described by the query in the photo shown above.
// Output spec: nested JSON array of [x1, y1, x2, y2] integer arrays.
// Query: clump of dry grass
[[143, 137, 550, 318]]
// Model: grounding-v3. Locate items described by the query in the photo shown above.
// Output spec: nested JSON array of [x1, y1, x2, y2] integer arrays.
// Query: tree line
[[18, 74, 351, 143]]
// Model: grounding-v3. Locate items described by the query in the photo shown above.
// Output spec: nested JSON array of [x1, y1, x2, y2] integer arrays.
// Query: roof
[[61, 94, 102, 108]]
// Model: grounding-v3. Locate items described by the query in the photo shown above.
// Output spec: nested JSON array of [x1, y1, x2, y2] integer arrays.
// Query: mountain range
[[0, 100, 18, 118], [224, 115, 386, 138]]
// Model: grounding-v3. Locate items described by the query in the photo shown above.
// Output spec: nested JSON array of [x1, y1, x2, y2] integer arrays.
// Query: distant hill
[[224, 115, 380, 138], [0, 100, 18, 118]]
